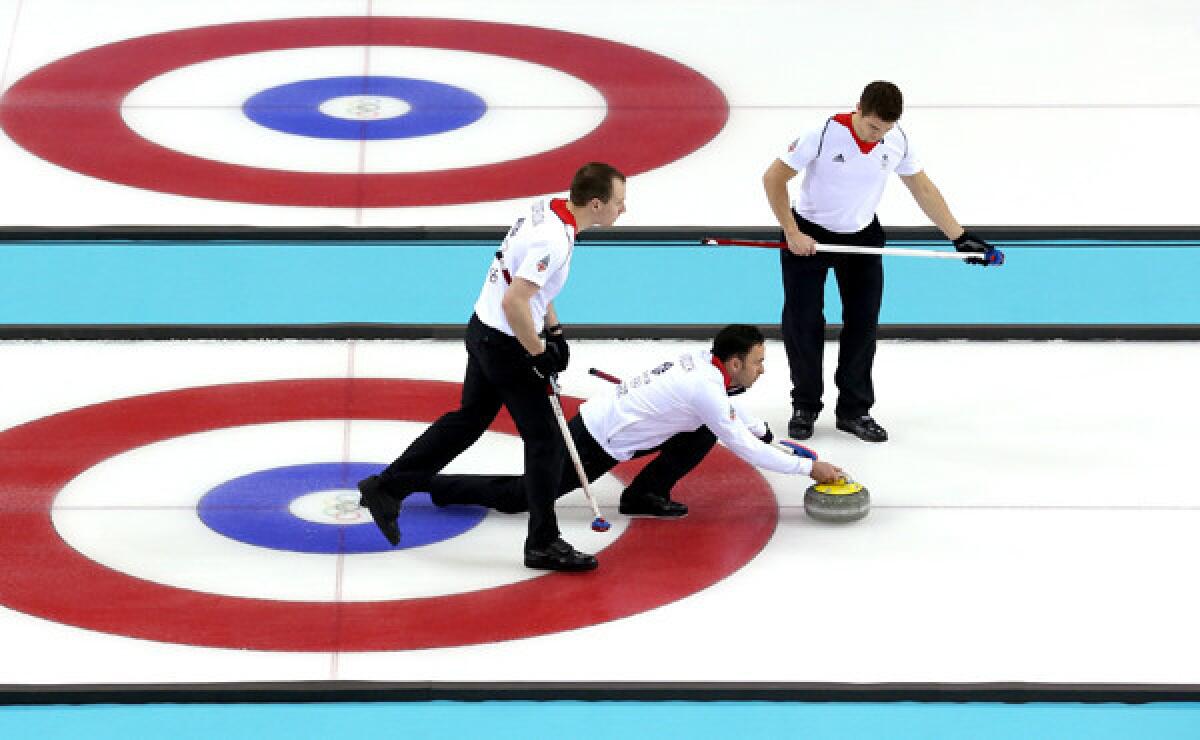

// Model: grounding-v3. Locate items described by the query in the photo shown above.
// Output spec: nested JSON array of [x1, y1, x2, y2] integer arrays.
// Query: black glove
[[528, 349, 558, 380], [953, 230, 994, 267], [757, 422, 774, 445], [544, 328, 569, 373]]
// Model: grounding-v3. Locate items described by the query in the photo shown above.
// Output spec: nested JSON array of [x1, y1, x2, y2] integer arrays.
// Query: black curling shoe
[[619, 493, 688, 518], [524, 538, 598, 572], [787, 409, 818, 440], [357, 474, 403, 546], [835, 415, 889, 442]]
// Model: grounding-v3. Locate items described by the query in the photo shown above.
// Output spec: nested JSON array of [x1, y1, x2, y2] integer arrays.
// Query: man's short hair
[[859, 80, 903, 122], [569, 162, 626, 206], [712, 324, 765, 362]]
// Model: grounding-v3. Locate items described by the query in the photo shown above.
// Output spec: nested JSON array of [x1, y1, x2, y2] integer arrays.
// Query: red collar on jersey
[[710, 355, 733, 389], [833, 112, 879, 155], [550, 198, 578, 235]]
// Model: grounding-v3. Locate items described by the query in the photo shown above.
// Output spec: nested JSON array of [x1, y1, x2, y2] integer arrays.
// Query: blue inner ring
[[196, 462, 487, 554], [242, 76, 487, 140]]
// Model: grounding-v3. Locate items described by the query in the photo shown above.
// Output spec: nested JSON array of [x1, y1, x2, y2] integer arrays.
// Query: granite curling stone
[[804, 479, 870, 523]]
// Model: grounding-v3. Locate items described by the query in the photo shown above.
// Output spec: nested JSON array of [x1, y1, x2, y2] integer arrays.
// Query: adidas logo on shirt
[[832, 153, 846, 163]]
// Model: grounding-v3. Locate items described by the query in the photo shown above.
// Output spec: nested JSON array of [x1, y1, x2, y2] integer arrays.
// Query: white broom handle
[[702, 238, 973, 260], [815, 244, 969, 260], [547, 376, 603, 520]]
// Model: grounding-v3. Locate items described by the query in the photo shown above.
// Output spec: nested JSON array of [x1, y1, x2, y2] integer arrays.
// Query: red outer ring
[[0, 378, 777, 651], [0, 17, 729, 207]]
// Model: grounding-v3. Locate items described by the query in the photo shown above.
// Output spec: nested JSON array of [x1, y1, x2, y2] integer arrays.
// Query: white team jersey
[[579, 350, 813, 476], [780, 113, 922, 233], [474, 197, 577, 336]]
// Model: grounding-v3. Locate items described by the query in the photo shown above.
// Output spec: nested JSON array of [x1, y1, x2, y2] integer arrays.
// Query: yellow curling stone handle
[[812, 478, 864, 496]]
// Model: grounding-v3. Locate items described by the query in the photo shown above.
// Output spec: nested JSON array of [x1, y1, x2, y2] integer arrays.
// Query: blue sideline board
[[4, 700, 1200, 740], [0, 240, 1197, 326]]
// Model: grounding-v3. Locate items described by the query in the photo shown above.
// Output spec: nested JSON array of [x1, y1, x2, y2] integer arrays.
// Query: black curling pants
[[426, 415, 718, 513], [378, 314, 566, 550], [780, 212, 886, 420]]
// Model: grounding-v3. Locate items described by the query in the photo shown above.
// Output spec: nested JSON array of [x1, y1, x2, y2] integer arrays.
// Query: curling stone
[[804, 479, 870, 523]]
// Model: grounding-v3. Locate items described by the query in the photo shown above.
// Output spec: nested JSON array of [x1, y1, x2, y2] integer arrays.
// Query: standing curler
[[356, 162, 626, 572], [762, 80, 1000, 443]]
